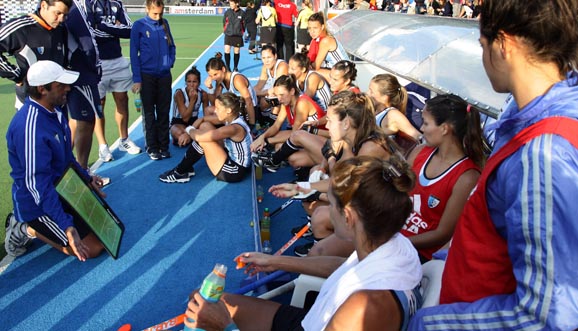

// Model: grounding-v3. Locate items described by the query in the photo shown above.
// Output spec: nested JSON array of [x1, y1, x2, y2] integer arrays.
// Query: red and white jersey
[[401, 146, 479, 260]]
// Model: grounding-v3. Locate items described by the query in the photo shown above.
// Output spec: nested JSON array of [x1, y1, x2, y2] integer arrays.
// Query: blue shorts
[[67, 84, 103, 121]]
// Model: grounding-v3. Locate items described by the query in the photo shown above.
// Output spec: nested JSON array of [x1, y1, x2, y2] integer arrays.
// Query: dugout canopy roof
[[327, 11, 507, 118]]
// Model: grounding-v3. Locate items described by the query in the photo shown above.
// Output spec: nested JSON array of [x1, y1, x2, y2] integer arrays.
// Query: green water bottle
[[260, 208, 271, 242], [184, 263, 227, 331], [134, 93, 142, 112], [199, 263, 227, 302]]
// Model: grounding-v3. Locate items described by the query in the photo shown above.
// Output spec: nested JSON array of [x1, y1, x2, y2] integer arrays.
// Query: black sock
[[272, 139, 301, 164], [224, 53, 231, 71], [233, 53, 240, 70], [176, 141, 204, 173]]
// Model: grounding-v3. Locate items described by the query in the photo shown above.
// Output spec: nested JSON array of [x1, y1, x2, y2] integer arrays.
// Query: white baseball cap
[[27, 60, 79, 86]]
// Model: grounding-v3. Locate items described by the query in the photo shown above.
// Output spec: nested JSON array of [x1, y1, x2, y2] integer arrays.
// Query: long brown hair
[[331, 155, 415, 248]]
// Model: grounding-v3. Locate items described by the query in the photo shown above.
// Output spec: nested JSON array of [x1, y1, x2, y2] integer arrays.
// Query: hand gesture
[[185, 292, 233, 331], [65, 227, 89, 261], [269, 182, 312, 198], [131, 82, 141, 94], [235, 252, 277, 276]]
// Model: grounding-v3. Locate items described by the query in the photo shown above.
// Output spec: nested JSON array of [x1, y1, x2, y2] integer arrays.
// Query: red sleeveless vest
[[441, 117, 578, 303]]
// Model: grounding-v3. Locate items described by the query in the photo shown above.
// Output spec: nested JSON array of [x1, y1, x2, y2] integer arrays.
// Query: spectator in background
[[274, 0, 298, 61], [130, 0, 176, 160], [66, 0, 104, 172], [0, 0, 71, 110], [244, 1, 258, 54], [255, 0, 277, 48], [295, 0, 313, 54], [442, 0, 453, 16], [223, 0, 245, 72], [5, 61, 106, 260], [90, 0, 142, 161], [410, 0, 578, 328]]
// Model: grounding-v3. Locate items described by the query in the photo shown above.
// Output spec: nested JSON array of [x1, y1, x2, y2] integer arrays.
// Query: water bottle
[[184, 263, 228, 331], [260, 208, 271, 251], [134, 93, 142, 112], [262, 240, 272, 254], [256, 185, 264, 203]]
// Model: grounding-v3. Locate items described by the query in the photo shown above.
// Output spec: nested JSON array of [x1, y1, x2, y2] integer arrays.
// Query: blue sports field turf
[[0, 35, 308, 331]]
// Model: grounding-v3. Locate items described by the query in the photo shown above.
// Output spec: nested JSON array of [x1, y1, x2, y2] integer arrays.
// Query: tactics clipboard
[[55, 165, 125, 259]]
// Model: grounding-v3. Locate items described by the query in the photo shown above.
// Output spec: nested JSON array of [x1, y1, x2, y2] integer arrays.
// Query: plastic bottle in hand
[[184, 263, 228, 331], [134, 93, 142, 112]]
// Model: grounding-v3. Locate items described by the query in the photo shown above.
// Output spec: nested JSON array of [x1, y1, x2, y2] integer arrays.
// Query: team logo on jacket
[[37, 47, 44, 55], [428, 195, 440, 208]]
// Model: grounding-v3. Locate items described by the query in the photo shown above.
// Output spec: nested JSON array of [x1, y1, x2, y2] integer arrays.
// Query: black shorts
[[27, 201, 92, 247], [271, 305, 307, 331], [225, 35, 244, 48], [259, 26, 276, 45], [67, 84, 103, 121], [297, 27, 312, 45], [170, 117, 196, 127], [215, 157, 250, 183]]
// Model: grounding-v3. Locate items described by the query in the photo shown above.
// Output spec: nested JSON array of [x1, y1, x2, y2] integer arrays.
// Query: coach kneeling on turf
[[5, 60, 106, 261]]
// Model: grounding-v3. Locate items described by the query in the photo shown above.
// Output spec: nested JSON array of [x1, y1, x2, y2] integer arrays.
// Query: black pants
[[247, 24, 258, 50], [141, 73, 172, 152], [276, 25, 295, 61]]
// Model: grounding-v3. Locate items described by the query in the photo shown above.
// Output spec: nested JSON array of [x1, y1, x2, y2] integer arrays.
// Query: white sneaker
[[99, 144, 113, 162], [119, 138, 142, 155], [87, 168, 111, 187]]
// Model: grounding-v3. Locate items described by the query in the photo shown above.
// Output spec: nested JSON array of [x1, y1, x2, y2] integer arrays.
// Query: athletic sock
[[224, 52, 231, 71], [21, 223, 35, 239], [176, 141, 204, 173], [272, 139, 301, 164], [233, 53, 240, 70]]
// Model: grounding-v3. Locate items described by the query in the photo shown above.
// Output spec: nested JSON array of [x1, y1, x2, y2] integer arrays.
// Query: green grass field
[[0, 15, 222, 259]]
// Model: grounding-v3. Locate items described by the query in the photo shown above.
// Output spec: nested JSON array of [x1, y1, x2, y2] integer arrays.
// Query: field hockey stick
[[273, 223, 310, 256], [117, 314, 185, 331], [269, 198, 295, 219]]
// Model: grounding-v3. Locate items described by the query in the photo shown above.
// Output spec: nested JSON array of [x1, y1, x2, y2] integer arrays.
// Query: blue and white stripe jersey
[[172, 86, 203, 120], [409, 72, 578, 330], [222, 71, 258, 108], [299, 70, 331, 112], [224, 116, 252, 168]]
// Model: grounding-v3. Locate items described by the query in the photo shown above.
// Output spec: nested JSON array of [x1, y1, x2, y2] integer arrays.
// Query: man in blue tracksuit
[[5, 61, 105, 261], [130, 0, 175, 160]]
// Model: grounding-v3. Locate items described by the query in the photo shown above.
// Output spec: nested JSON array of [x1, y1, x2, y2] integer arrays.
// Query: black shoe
[[160, 150, 171, 159], [233, 67, 239, 72], [147, 148, 161, 161], [251, 149, 274, 167], [294, 242, 314, 257], [291, 222, 313, 238], [263, 159, 282, 173]]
